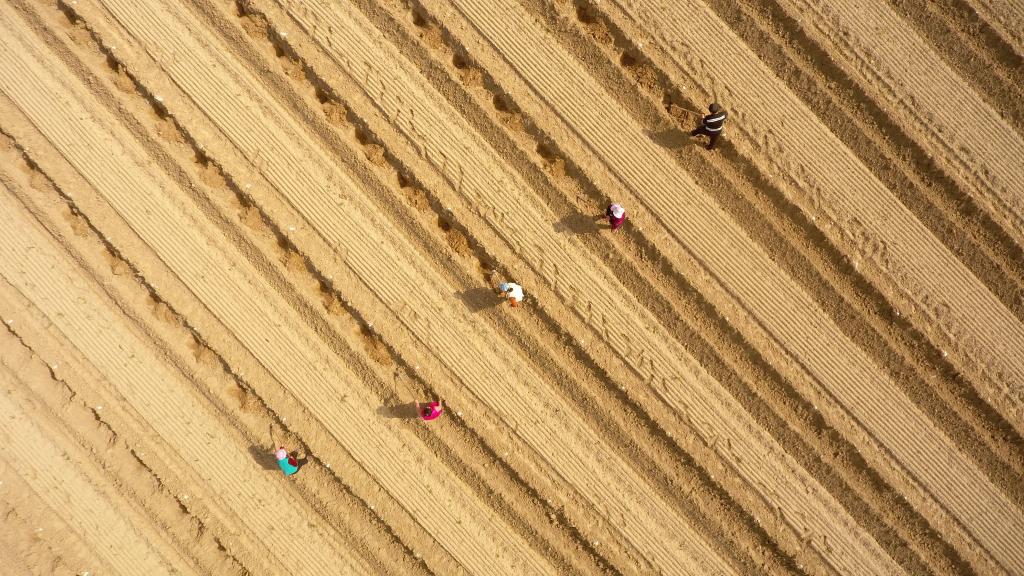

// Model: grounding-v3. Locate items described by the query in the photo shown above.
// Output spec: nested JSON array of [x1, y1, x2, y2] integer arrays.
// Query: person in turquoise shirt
[[275, 447, 300, 476]]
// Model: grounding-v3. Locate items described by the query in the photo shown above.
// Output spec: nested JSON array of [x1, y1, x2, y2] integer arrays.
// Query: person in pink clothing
[[602, 203, 626, 231], [416, 401, 443, 421], [275, 447, 300, 476]]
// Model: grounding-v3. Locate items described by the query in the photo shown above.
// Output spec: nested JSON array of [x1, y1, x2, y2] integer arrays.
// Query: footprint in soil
[[457, 286, 502, 312], [553, 212, 600, 235], [376, 402, 421, 419]]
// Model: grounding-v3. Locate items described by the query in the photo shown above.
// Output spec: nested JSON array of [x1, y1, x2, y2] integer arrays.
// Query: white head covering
[[275, 448, 287, 460], [610, 204, 625, 218]]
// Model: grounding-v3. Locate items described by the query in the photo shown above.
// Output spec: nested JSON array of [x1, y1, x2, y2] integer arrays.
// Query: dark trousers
[[690, 126, 721, 150]]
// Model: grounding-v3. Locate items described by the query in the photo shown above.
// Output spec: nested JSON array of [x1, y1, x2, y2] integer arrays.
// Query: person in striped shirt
[[689, 103, 727, 150]]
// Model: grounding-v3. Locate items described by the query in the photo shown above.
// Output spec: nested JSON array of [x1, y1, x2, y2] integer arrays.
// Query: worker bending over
[[690, 103, 727, 150]]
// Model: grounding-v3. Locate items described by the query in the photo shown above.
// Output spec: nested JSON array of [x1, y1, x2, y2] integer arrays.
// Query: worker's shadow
[[457, 286, 501, 312], [648, 127, 694, 149], [247, 445, 280, 471], [376, 402, 421, 419], [553, 212, 599, 235]]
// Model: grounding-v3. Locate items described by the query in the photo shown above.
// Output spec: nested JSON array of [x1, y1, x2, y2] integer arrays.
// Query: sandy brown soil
[[0, 0, 1021, 574]]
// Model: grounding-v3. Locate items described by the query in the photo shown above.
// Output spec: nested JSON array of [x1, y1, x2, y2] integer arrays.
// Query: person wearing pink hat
[[416, 401, 443, 421], [275, 447, 300, 476], [603, 203, 626, 231]]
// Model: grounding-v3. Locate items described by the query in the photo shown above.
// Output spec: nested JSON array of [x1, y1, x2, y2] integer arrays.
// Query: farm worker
[[498, 282, 524, 307], [417, 401, 444, 421], [275, 447, 300, 476], [689, 102, 727, 150], [604, 203, 626, 231]]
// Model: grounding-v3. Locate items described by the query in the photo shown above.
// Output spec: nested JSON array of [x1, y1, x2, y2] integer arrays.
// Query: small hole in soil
[[493, 93, 512, 112], [576, 5, 596, 23], [452, 52, 471, 69], [536, 142, 557, 161]]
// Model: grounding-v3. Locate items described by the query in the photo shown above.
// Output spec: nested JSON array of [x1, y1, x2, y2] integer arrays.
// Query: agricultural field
[[0, 0, 1022, 574]]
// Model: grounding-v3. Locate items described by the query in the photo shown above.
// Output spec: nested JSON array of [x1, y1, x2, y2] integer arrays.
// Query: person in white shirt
[[498, 282, 524, 308]]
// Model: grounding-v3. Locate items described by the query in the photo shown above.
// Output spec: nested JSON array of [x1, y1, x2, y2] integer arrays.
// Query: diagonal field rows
[[0, 9, 552, 575], [70, 0, 745, 572], [418, 0, 1024, 572], [6, 0, 745, 565], [0, 0, 1021, 573], [0, 452, 103, 574], [262, 0, 905, 570], [966, 0, 1024, 55], [774, 0, 1024, 245], [0, 331, 181, 576], [0, 185, 368, 575], [606, 0, 1024, 431], [257, 0, 910, 572]]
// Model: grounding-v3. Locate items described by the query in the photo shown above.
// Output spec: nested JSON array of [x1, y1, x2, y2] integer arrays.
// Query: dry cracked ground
[[0, 0, 1022, 574]]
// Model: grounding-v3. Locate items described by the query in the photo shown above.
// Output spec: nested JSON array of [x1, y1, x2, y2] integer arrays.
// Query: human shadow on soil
[[553, 212, 600, 235], [248, 445, 280, 470], [457, 286, 501, 312], [376, 402, 421, 419], [648, 127, 696, 149]]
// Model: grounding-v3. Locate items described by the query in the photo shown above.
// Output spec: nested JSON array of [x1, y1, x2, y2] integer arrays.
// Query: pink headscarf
[[421, 401, 443, 421], [275, 448, 287, 460], [609, 204, 625, 218]]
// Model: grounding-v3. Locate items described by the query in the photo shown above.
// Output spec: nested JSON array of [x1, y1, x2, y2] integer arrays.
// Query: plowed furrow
[[614, 0, 1024, 430], [76, 0, 751, 571], [0, 462, 100, 575], [593, 0, 1024, 565], [99, 5, 609, 566], [56, 0, 638, 572], [213, 2, 742, 571], [253, 0, 823, 569], [421, 0, 1024, 569], [0, 16, 415, 569], [500, 0, 1018, 568], [17, 96, 445, 576], [6, 0, 630, 569], [342, 0, 984, 573], [650, 0, 1024, 463], [773, 0, 1024, 246], [0, 181, 369, 575], [0, 317, 192, 575], [965, 0, 1024, 55], [4, 0, 1018, 571], [249, 0, 923, 573], [885, 0, 1024, 131], [0, 323, 233, 576], [529, 0, 1024, 499], [1, 115, 427, 575], [599, 0, 1024, 431], [693, 0, 1024, 323], [232, 0, 806, 572], [21, 11, 485, 572], [0, 140, 255, 576]]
